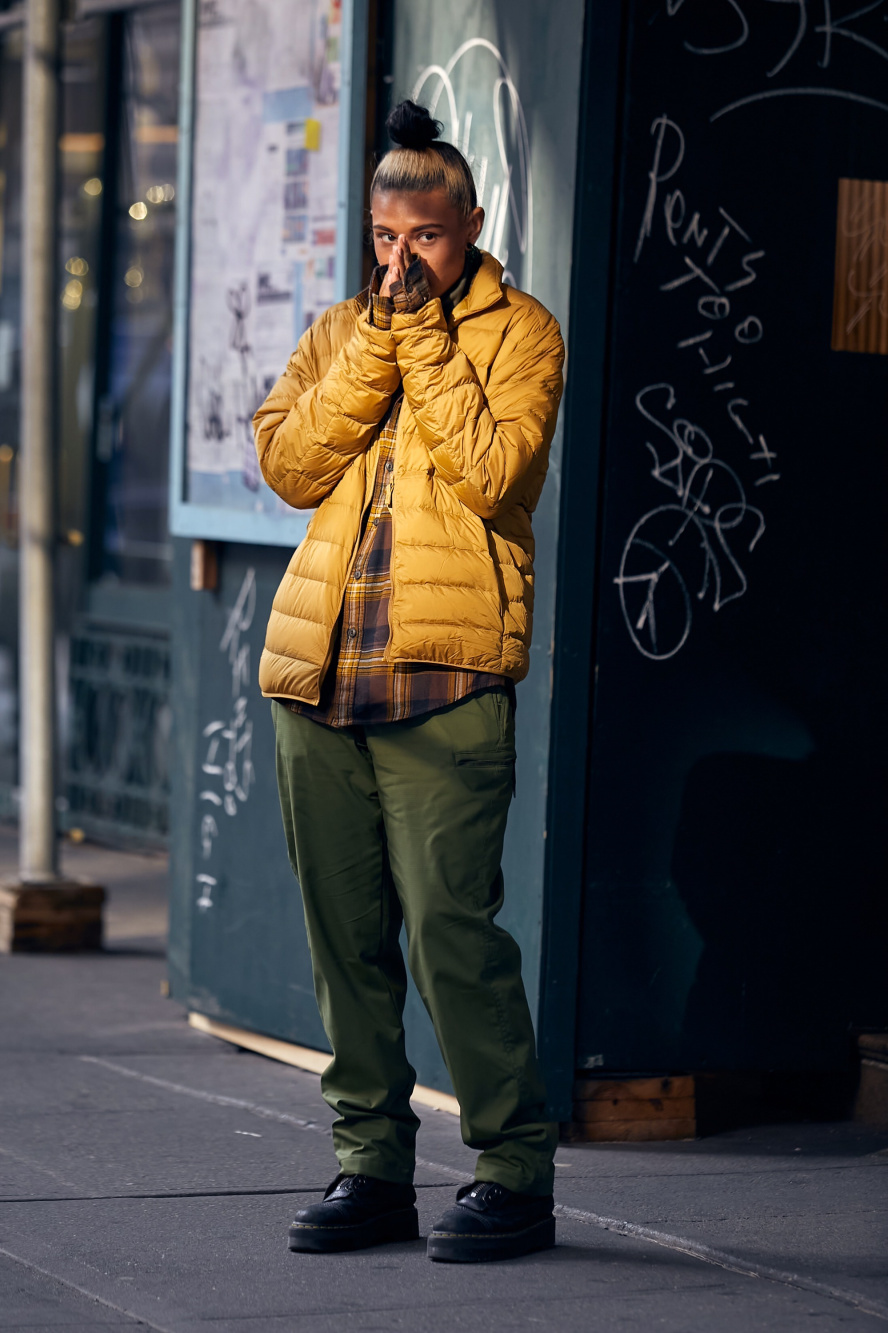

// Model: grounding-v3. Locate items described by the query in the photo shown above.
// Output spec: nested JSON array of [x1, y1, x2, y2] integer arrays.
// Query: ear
[[466, 206, 484, 246]]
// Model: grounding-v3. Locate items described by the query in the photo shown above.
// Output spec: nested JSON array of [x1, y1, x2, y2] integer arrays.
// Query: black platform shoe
[[288, 1173, 419, 1253], [427, 1182, 556, 1263]]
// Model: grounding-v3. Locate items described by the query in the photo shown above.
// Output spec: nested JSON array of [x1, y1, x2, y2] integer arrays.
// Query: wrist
[[391, 299, 445, 332]]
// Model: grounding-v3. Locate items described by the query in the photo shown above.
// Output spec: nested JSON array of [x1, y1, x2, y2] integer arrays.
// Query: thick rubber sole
[[427, 1214, 556, 1263], [288, 1206, 420, 1253]]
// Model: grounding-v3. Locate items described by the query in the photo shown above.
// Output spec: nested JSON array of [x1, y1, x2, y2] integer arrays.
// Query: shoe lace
[[460, 1181, 508, 1205], [324, 1173, 369, 1199]]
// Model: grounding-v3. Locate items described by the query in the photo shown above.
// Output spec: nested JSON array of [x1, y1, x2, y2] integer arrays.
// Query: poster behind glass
[[172, 0, 362, 544]]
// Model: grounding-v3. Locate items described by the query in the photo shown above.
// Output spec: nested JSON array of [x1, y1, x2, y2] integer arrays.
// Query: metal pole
[[19, 0, 60, 883]]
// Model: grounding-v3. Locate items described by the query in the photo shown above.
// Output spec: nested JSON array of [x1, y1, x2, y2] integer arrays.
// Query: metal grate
[[66, 620, 171, 847]]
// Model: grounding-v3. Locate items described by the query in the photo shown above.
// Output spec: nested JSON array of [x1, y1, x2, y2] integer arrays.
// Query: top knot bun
[[371, 99, 476, 216], [386, 99, 442, 151]]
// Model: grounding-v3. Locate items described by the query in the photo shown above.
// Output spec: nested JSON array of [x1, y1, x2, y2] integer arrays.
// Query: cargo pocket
[[454, 749, 514, 770], [448, 689, 516, 795], [453, 750, 516, 799]]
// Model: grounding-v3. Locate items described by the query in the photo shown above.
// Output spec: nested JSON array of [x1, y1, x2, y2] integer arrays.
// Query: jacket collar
[[352, 249, 505, 322], [450, 250, 505, 323]]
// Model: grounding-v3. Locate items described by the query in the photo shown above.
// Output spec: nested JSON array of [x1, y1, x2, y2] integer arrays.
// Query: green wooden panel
[[387, 0, 586, 1094], [168, 540, 327, 1054], [169, 0, 587, 1101], [538, 0, 625, 1118]]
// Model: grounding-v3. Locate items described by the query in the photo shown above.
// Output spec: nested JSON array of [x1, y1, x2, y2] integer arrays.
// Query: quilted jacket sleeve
[[253, 307, 401, 510], [392, 298, 564, 520]]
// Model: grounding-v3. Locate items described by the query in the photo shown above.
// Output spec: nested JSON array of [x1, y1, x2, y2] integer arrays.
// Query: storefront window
[[58, 16, 106, 566], [0, 12, 108, 805], [95, 3, 179, 591]]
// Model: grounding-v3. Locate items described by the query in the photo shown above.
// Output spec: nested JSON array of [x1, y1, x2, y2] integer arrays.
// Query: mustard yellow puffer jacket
[[253, 251, 564, 703]]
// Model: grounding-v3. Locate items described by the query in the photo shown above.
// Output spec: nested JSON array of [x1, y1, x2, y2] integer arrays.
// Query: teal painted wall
[[168, 0, 587, 1099]]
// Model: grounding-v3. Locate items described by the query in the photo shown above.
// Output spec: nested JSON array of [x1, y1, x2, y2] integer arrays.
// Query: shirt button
[[353, 566, 362, 579], [385, 460, 394, 473], [346, 628, 357, 641]]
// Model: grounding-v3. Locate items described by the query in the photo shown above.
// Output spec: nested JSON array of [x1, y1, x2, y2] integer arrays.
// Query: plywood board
[[832, 177, 888, 354]]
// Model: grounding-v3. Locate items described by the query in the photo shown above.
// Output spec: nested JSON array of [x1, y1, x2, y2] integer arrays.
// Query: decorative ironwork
[[66, 621, 171, 846]]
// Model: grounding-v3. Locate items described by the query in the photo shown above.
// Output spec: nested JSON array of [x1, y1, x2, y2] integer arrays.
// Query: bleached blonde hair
[[370, 100, 477, 219]]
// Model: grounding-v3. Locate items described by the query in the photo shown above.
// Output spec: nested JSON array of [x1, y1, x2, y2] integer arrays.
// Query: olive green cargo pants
[[272, 689, 557, 1197]]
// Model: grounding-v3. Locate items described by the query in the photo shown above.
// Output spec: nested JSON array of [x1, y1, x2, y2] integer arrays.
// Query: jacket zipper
[[383, 420, 399, 663], [312, 458, 376, 700]]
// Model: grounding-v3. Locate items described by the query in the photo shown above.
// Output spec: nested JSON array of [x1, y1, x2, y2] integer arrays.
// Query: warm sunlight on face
[[371, 190, 484, 298]]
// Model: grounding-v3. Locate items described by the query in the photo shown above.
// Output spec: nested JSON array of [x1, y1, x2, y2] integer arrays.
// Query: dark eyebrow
[[371, 223, 444, 232]]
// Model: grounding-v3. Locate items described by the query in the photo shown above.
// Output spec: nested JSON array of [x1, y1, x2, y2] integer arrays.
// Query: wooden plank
[[832, 177, 888, 355], [188, 1012, 462, 1117], [189, 1013, 331, 1073], [0, 880, 105, 952], [0, 884, 105, 913], [574, 1075, 694, 1102], [570, 1118, 696, 1143], [573, 1095, 696, 1123]]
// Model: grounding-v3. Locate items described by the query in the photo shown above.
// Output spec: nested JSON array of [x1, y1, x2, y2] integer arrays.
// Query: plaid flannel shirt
[[287, 248, 509, 728]]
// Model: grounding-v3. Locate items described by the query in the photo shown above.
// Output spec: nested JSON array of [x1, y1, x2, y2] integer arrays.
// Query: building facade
[[0, 0, 885, 1119]]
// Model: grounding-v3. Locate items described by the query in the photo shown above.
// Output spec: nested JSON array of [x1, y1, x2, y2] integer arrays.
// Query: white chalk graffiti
[[196, 873, 216, 912], [619, 116, 777, 660], [664, 0, 888, 121], [413, 40, 532, 289], [615, 385, 765, 660], [195, 567, 257, 907]]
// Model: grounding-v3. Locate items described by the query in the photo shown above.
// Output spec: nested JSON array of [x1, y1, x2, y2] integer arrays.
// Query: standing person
[[254, 100, 564, 1263]]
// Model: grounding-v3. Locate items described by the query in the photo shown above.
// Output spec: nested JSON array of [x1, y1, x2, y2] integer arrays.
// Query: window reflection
[[97, 3, 179, 590], [58, 18, 105, 577]]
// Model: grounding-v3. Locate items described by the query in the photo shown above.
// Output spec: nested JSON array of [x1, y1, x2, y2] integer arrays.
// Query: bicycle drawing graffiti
[[617, 113, 778, 661]]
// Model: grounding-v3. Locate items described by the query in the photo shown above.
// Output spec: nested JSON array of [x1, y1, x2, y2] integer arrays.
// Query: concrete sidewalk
[[1, 834, 886, 1332]]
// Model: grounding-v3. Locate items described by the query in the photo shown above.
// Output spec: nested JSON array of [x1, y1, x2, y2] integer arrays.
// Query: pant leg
[[272, 701, 420, 1184], [366, 689, 557, 1197]]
